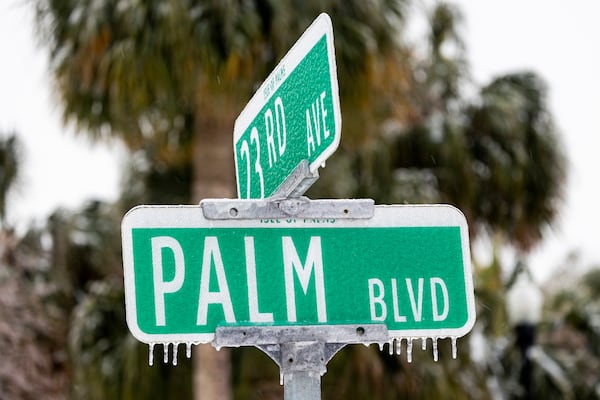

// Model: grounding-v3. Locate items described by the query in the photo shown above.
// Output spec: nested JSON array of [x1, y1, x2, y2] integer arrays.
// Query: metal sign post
[[121, 164, 476, 395], [214, 324, 388, 400], [205, 164, 382, 398], [120, 12, 476, 399]]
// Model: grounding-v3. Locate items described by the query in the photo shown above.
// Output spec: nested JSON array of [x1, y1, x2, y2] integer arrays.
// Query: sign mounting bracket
[[202, 159, 377, 221], [214, 324, 388, 400], [201, 197, 375, 220], [270, 159, 320, 199], [201, 194, 375, 221]]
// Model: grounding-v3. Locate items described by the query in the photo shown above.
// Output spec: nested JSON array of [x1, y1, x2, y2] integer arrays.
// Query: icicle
[[279, 373, 284, 386], [163, 343, 169, 364], [378, 342, 384, 352], [186, 342, 192, 358], [422, 337, 427, 351], [172, 343, 179, 366], [407, 338, 413, 363], [395, 338, 402, 355], [432, 338, 439, 362], [388, 339, 394, 355], [149, 343, 155, 366], [451, 337, 458, 359]]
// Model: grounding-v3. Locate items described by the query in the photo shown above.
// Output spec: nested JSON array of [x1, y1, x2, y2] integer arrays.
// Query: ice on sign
[[121, 205, 475, 365], [233, 13, 341, 199]]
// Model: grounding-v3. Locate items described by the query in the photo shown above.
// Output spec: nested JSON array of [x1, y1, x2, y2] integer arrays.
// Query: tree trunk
[[191, 104, 237, 400], [192, 114, 237, 201]]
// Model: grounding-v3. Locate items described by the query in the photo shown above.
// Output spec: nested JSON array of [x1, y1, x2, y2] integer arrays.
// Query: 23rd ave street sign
[[233, 13, 341, 199], [122, 204, 475, 345]]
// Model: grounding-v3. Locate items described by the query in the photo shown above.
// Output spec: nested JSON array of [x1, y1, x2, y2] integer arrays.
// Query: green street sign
[[122, 204, 475, 345], [233, 13, 341, 199]]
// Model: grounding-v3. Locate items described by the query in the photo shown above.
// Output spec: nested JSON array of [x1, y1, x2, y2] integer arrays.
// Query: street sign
[[122, 204, 475, 346], [233, 13, 341, 199]]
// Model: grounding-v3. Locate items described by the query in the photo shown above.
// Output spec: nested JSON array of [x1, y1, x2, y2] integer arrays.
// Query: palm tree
[[391, 71, 566, 251], [388, 3, 566, 252], [34, 0, 568, 397], [0, 133, 67, 398], [538, 266, 600, 399], [463, 72, 566, 250], [34, 1, 413, 398], [0, 133, 21, 227], [0, 233, 68, 399]]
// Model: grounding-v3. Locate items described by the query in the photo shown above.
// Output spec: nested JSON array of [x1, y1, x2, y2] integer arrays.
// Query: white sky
[[1, 1, 599, 281], [0, 1, 123, 227]]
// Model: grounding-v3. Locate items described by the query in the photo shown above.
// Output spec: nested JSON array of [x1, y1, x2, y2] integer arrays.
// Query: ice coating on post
[[163, 343, 169, 364], [145, 342, 191, 365], [149, 343, 155, 366], [172, 343, 179, 366], [123, 203, 474, 360], [452, 337, 458, 359], [145, 342, 184, 365], [375, 337, 461, 363], [123, 205, 475, 361], [148, 336, 463, 368]]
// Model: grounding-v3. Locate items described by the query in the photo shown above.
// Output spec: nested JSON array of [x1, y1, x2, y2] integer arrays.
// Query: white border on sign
[[233, 13, 342, 197], [121, 204, 475, 345]]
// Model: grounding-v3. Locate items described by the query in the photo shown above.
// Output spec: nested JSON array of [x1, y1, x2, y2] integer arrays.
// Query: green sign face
[[122, 205, 475, 344], [233, 13, 341, 199]]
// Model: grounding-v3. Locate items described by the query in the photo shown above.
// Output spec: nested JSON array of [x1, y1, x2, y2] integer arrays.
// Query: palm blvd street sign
[[233, 13, 341, 199], [122, 204, 475, 345]]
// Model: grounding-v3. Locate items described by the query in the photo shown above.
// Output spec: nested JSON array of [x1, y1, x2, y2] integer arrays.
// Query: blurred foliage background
[[1, 0, 598, 399]]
